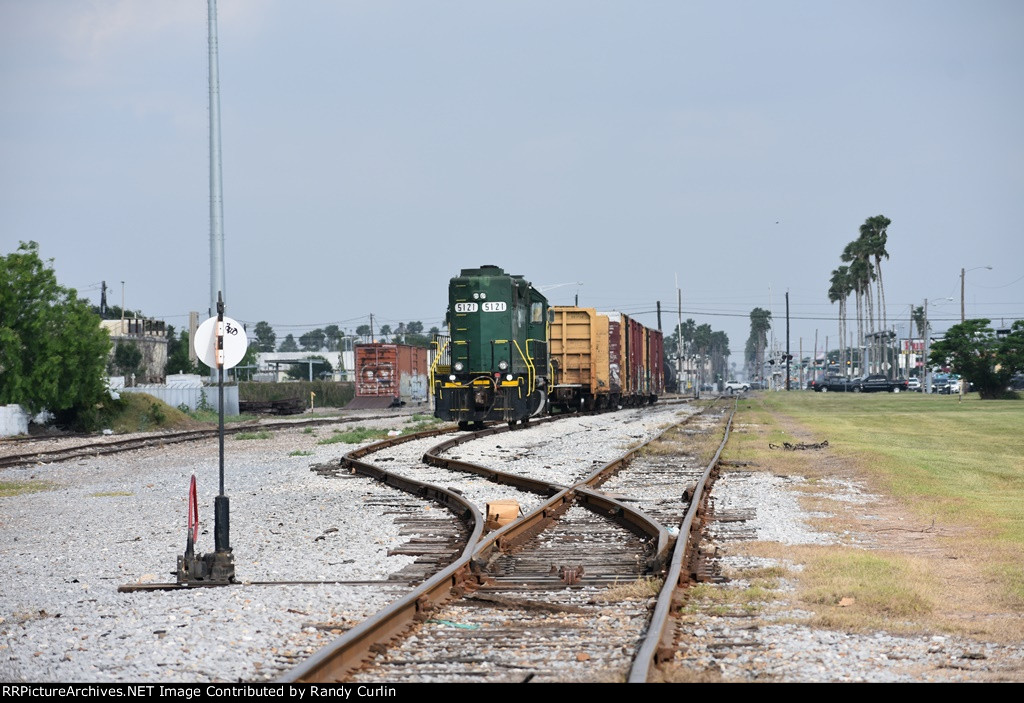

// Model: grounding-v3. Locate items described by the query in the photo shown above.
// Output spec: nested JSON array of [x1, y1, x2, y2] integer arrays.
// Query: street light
[[961, 265, 992, 322]]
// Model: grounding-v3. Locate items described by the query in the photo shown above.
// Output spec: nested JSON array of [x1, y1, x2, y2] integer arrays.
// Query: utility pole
[[908, 304, 913, 379], [923, 299, 931, 394], [799, 337, 803, 389], [785, 291, 791, 390], [676, 278, 684, 397], [813, 329, 818, 381]]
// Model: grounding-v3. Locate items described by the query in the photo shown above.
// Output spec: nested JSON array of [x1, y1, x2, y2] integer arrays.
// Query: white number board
[[454, 302, 478, 313], [482, 301, 507, 312], [193, 315, 249, 369]]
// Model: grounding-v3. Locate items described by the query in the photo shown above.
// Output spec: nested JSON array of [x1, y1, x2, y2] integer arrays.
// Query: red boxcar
[[350, 343, 428, 408], [601, 312, 663, 405]]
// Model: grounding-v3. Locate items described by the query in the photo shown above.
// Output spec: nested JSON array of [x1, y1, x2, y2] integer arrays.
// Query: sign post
[[178, 292, 248, 585]]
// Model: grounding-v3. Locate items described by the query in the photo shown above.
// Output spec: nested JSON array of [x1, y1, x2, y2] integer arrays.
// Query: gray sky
[[3, 0, 1022, 369]]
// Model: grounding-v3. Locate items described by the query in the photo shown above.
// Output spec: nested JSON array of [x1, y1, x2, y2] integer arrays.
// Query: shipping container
[[349, 343, 429, 408]]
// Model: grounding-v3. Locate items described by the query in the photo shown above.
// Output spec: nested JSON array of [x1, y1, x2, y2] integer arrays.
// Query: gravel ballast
[[4, 401, 1021, 683]]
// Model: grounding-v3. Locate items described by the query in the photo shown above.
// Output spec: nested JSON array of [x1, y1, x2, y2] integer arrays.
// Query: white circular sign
[[193, 316, 249, 369]]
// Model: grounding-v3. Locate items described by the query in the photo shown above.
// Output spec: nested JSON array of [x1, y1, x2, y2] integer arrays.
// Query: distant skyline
[[2, 1, 1021, 367]]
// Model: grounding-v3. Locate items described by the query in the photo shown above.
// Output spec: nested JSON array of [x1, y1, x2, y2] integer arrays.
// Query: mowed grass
[[753, 391, 1024, 609], [759, 393, 1023, 537]]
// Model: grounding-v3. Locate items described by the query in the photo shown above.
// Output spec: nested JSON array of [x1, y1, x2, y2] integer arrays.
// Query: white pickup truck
[[724, 380, 749, 393]]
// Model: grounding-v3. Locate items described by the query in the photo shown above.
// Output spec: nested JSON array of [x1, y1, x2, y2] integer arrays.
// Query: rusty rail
[[0, 413, 412, 470], [627, 399, 736, 682], [282, 402, 705, 682]]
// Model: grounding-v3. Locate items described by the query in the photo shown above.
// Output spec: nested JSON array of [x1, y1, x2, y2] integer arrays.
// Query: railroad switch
[[176, 550, 235, 585], [175, 477, 235, 586]]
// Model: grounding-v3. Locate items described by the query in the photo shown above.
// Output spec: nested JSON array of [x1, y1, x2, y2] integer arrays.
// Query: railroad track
[[285, 399, 735, 682], [0, 413, 405, 470]]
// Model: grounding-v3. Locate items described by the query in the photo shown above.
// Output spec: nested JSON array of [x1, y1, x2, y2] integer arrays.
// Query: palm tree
[[912, 305, 927, 338], [746, 308, 772, 381], [860, 215, 892, 373], [828, 266, 853, 372], [709, 330, 730, 383], [842, 239, 875, 373]]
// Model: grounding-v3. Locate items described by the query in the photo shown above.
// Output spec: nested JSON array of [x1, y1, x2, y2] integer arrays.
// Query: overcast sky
[[3, 0, 1022, 369]]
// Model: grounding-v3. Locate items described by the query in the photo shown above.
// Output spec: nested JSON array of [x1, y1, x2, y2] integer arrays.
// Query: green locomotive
[[431, 265, 549, 429]]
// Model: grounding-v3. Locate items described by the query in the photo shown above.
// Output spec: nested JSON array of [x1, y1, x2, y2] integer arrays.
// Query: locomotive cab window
[[531, 302, 544, 324]]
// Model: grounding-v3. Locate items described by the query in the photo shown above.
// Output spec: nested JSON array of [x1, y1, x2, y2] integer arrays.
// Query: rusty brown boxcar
[[604, 312, 663, 405], [349, 343, 429, 409]]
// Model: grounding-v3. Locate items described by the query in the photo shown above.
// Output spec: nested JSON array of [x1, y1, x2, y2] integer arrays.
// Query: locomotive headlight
[[498, 360, 509, 371], [480, 292, 487, 299], [472, 292, 479, 299], [453, 361, 464, 372], [506, 374, 513, 382], [449, 374, 456, 382]]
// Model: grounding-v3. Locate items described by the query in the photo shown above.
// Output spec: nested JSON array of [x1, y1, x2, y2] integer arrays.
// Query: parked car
[[929, 374, 948, 393], [860, 374, 908, 393], [811, 376, 861, 392], [907, 377, 921, 392], [724, 380, 749, 393]]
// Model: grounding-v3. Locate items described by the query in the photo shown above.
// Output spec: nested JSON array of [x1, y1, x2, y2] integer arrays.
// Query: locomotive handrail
[[512, 339, 535, 395], [428, 336, 451, 393]]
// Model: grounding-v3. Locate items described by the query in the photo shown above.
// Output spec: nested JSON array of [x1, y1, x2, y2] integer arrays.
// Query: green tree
[[860, 215, 891, 370], [166, 326, 199, 376], [96, 304, 139, 320], [279, 334, 299, 352], [112, 341, 143, 380], [323, 325, 341, 351], [929, 319, 1024, 399], [300, 328, 326, 351], [403, 332, 432, 348], [709, 330, 730, 382], [235, 344, 259, 381], [912, 306, 927, 338], [253, 321, 276, 352], [285, 355, 333, 380], [0, 242, 112, 428], [665, 318, 696, 360], [828, 266, 853, 372], [745, 308, 772, 378], [841, 237, 877, 372]]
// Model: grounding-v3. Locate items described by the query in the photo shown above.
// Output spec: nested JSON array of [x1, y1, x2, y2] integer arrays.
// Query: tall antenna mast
[[208, 1, 226, 326]]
